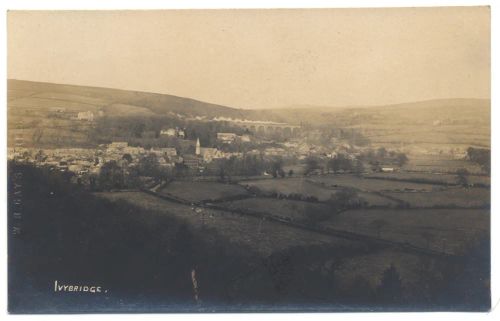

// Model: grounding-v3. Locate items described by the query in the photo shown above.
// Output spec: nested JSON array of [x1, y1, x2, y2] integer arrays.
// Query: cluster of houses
[[10, 120, 405, 180], [47, 108, 101, 122], [7, 131, 248, 177]]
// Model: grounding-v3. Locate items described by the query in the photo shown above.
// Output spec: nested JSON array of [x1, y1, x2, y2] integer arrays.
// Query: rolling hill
[[7, 79, 490, 151]]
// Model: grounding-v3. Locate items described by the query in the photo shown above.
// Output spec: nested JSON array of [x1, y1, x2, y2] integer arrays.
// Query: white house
[[77, 111, 94, 121], [217, 133, 237, 143], [160, 128, 177, 137]]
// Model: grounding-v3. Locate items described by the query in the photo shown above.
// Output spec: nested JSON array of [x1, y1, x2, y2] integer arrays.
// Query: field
[[402, 157, 485, 174], [308, 175, 441, 192], [158, 181, 249, 202], [95, 191, 361, 257], [356, 192, 400, 207], [94, 189, 489, 299], [322, 208, 489, 255], [385, 187, 490, 208], [237, 173, 491, 209], [334, 249, 435, 290], [220, 197, 334, 222], [239, 178, 337, 201], [365, 169, 490, 187]]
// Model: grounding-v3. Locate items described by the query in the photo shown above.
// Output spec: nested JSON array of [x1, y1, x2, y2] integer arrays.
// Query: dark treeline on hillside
[[8, 163, 490, 312], [89, 115, 249, 148], [467, 147, 491, 174]]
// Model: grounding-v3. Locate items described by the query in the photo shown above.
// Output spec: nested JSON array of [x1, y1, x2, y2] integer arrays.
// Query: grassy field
[[220, 197, 334, 222], [365, 171, 490, 188], [385, 187, 490, 208], [357, 192, 400, 207], [239, 178, 337, 201], [159, 181, 249, 202], [334, 249, 435, 291], [308, 175, 441, 192], [95, 191, 361, 257], [364, 172, 460, 185], [402, 158, 485, 174], [322, 208, 489, 255], [239, 175, 478, 208]]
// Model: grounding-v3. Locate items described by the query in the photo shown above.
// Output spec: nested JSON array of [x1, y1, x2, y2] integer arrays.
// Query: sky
[[7, 7, 490, 109]]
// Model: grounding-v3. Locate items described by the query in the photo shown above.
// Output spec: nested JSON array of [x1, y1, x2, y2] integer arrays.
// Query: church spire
[[195, 138, 201, 155]]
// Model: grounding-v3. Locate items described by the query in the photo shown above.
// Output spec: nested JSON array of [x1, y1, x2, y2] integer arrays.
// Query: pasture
[[402, 157, 485, 174], [365, 171, 490, 187], [385, 187, 490, 208], [308, 175, 441, 192], [220, 197, 335, 222], [158, 181, 249, 203], [239, 178, 335, 201], [95, 191, 360, 257], [322, 208, 489, 255], [364, 172, 460, 185]]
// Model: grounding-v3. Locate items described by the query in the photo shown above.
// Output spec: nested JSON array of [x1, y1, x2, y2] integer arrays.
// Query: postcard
[[7, 7, 491, 313]]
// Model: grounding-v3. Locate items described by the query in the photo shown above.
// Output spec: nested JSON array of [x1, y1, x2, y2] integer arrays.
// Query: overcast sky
[[8, 7, 490, 109]]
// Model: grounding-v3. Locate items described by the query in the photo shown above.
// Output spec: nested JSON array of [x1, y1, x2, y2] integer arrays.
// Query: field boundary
[[141, 188, 461, 261]]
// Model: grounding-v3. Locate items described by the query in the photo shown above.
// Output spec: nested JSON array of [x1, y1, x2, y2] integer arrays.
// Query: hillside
[[7, 79, 262, 147], [263, 99, 491, 153], [8, 79, 252, 119], [8, 79, 490, 151]]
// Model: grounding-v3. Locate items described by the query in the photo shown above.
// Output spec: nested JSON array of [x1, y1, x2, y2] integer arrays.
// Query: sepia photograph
[[6, 6, 491, 313]]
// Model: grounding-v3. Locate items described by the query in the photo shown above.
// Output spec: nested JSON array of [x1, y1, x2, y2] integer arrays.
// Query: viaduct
[[230, 120, 302, 136]]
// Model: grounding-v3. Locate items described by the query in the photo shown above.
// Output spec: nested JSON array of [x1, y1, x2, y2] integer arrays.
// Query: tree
[[216, 160, 226, 181], [122, 153, 133, 163], [376, 264, 403, 304], [138, 153, 160, 177], [326, 157, 339, 173], [99, 161, 124, 190], [32, 128, 43, 144], [328, 154, 354, 173], [396, 152, 408, 166], [34, 150, 46, 163], [327, 188, 363, 211], [376, 147, 387, 158], [344, 276, 375, 303], [304, 156, 320, 175], [269, 158, 284, 178], [353, 160, 364, 175], [467, 147, 490, 174], [174, 162, 189, 178], [456, 168, 469, 186]]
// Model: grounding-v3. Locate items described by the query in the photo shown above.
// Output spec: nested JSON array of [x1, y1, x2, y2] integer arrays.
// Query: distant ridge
[[273, 98, 490, 112], [8, 79, 490, 126], [7, 79, 252, 120], [8, 79, 490, 150]]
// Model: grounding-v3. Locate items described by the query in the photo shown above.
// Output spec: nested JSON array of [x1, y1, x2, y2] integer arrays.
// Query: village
[[8, 115, 420, 190]]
